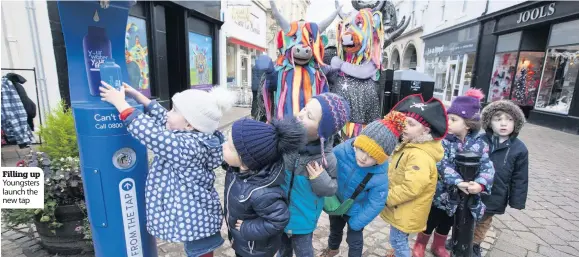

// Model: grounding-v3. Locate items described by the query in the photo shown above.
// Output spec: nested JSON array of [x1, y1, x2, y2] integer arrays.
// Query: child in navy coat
[[100, 82, 236, 257], [320, 111, 407, 257], [223, 117, 306, 257], [474, 100, 528, 257]]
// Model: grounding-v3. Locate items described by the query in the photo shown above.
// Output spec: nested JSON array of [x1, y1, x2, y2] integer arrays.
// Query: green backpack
[[323, 173, 373, 216]]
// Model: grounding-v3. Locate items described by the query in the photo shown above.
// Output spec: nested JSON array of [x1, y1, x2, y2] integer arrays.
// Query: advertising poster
[[488, 52, 518, 102], [125, 16, 150, 97], [511, 52, 545, 106], [57, 1, 130, 103], [188, 32, 213, 87]]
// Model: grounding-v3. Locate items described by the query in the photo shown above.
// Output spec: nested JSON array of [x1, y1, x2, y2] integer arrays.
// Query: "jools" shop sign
[[517, 3, 556, 24]]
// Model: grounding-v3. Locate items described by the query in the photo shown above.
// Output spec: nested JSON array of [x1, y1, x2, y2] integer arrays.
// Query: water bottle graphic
[[83, 26, 112, 96], [100, 59, 122, 91]]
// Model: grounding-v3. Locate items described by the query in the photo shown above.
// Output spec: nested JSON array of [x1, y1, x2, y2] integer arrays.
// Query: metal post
[[451, 151, 482, 257]]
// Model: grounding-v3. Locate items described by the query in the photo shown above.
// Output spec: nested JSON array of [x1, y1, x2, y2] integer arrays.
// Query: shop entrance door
[[444, 60, 459, 104], [238, 55, 251, 106]]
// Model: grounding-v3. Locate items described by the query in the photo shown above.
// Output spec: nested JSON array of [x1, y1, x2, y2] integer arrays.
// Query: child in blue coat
[[100, 82, 236, 257], [278, 93, 350, 257], [320, 111, 407, 257], [222, 117, 306, 257]]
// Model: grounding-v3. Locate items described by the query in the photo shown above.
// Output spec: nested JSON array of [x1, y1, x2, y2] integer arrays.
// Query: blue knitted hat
[[232, 117, 306, 170], [311, 93, 351, 140], [310, 93, 350, 166]]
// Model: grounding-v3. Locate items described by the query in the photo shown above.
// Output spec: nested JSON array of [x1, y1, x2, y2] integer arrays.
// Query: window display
[[125, 16, 150, 97], [227, 43, 237, 85], [535, 47, 579, 114], [488, 52, 518, 102], [511, 52, 545, 106], [188, 32, 213, 87]]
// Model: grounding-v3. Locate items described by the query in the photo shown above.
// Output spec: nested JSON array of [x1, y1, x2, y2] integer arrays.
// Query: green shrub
[[37, 101, 78, 159]]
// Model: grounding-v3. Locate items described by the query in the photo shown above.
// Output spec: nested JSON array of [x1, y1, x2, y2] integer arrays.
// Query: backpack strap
[[350, 173, 374, 200]]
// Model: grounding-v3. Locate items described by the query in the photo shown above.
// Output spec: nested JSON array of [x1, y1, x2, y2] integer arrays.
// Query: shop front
[[49, 1, 223, 108], [222, 1, 267, 106], [475, 1, 579, 134], [423, 22, 479, 105]]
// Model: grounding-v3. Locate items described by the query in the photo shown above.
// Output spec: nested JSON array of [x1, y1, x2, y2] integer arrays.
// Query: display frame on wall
[[125, 15, 151, 97], [188, 31, 214, 88]]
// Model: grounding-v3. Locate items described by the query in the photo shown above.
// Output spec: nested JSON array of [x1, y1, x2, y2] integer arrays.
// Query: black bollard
[[451, 151, 482, 257]]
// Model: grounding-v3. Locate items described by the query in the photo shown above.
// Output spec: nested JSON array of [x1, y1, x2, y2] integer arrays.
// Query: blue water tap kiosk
[[57, 1, 157, 256]]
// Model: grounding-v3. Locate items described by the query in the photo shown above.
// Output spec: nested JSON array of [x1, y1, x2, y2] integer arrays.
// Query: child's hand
[[467, 182, 483, 194], [235, 220, 243, 230], [100, 82, 129, 110], [306, 161, 324, 179], [122, 83, 139, 98], [457, 182, 470, 195]]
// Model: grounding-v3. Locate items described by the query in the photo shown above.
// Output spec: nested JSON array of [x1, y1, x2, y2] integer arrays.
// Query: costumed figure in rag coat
[[325, 0, 410, 140], [253, 1, 342, 122]]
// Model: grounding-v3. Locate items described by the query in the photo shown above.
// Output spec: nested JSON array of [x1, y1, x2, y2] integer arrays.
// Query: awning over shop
[[228, 37, 266, 53]]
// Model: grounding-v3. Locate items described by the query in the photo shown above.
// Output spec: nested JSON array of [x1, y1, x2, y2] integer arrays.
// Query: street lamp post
[[451, 151, 482, 257]]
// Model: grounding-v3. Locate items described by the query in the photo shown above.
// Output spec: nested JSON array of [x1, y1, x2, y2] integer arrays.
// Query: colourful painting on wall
[[125, 16, 150, 97], [188, 32, 213, 87], [488, 52, 518, 102], [511, 52, 545, 106]]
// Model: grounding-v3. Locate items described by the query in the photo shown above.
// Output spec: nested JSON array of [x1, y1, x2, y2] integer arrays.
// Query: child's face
[[491, 112, 515, 137], [166, 107, 192, 131], [354, 146, 377, 167], [222, 132, 247, 170], [402, 117, 431, 141], [297, 99, 323, 142], [448, 114, 469, 136]]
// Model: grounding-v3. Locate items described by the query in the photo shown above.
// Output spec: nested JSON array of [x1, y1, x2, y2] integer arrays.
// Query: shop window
[[548, 20, 579, 48], [126, 16, 151, 97], [425, 57, 448, 96], [188, 32, 213, 87], [462, 53, 476, 95], [496, 32, 521, 53], [488, 52, 518, 102], [511, 52, 545, 106], [227, 44, 237, 85], [535, 46, 579, 114]]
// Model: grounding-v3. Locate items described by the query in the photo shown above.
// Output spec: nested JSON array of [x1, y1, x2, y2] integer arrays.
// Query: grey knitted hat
[[352, 111, 406, 164]]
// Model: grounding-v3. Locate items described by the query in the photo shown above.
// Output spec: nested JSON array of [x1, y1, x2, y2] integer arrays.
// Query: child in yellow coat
[[380, 94, 449, 257]]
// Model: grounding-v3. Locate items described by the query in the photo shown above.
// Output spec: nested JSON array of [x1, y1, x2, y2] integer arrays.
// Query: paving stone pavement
[[2, 123, 578, 257]]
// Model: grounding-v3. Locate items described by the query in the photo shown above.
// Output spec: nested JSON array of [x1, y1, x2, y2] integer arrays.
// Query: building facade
[[1, 0, 60, 135], [419, 0, 524, 105], [264, 0, 310, 59], [383, 0, 427, 72], [221, 0, 268, 106], [474, 1, 579, 134]]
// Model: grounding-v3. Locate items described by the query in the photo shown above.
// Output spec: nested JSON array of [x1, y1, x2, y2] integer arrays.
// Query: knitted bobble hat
[[172, 86, 237, 133], [447, 89, 485, 121], [232, 117, 306, 171], [353, 111, 406, 164], [310, 93, 351, 166]]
